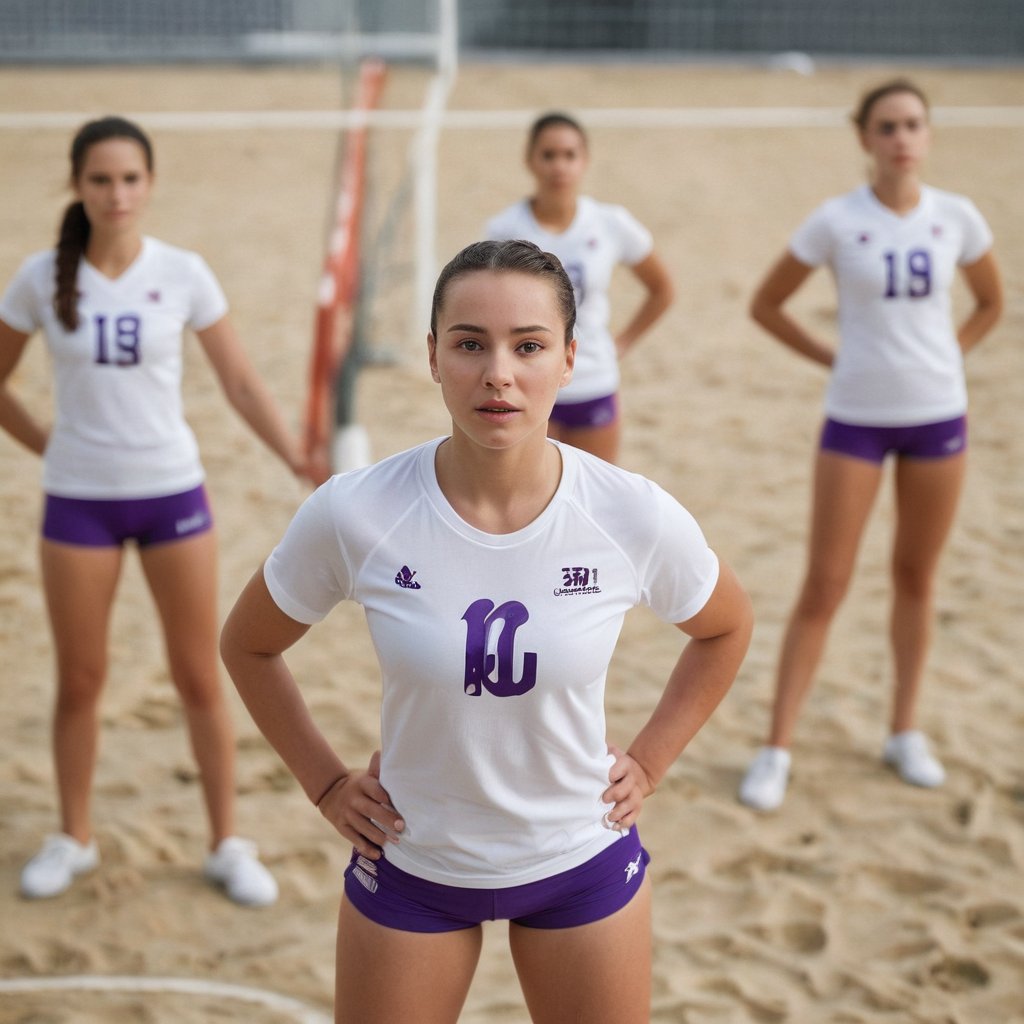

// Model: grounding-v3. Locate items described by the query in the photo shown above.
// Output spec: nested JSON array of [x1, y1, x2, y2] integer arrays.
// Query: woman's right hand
[[317, 750, 404, 860]]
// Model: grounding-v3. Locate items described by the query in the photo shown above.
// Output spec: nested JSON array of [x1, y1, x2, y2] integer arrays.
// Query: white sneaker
[[20, 833, 99, 899], [883, 731, 946, 788], [204, 837, 278, 907], [738, 746, 792, 811]]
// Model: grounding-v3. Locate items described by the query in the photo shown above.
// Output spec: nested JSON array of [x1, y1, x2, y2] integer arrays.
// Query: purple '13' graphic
[[462, 599, 537, 697]]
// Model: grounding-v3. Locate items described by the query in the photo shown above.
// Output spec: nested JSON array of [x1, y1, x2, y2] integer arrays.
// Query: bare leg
[[334, 896, 482, 1024], [39, 539, 124, 843], [767, 451, 884, 747], [510, 875, 652, 1024], [889, 454, 966, 733], [139, 529, 235, 846]]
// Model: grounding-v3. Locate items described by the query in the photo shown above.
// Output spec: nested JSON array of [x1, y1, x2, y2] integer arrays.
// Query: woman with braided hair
[[0, 116, 314, 902]]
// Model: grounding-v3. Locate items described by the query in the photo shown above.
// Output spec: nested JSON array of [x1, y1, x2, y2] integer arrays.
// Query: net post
[[304, 57, 387, 478]]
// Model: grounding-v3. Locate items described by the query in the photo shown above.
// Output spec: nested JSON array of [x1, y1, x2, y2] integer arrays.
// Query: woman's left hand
[[602, 744, 655, 831]]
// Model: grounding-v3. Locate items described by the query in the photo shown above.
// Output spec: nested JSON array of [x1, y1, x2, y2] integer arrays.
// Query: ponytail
[[53, 115, 154, 332], [54, 201, 90, 331]]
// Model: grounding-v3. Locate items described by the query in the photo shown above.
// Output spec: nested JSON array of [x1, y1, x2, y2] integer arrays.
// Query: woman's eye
[[519, 341, 541, 354], [458, 339, 482, 351]]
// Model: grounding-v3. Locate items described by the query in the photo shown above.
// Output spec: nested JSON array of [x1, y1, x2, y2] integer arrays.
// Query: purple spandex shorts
[[549, 393, 619, 430], [344, 828, 649, 933], [42, 484, 213, 548], [820, 415, 967, 465]]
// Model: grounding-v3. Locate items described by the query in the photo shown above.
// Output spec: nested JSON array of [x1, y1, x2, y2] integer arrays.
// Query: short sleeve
[[0, 256, 45, 334], [957, 198, 994, 266], [639, 483, 720, 624], [607, 205, 653, 266], [263, 480, 353, 624], [187, 254, 229, 332], [788, 203, 833, 268]]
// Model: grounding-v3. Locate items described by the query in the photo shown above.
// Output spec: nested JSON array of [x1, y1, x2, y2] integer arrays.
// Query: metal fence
[[0, 0, 440, 63], [460, 0, 1024, 59], [1, 0, 1021, 62]]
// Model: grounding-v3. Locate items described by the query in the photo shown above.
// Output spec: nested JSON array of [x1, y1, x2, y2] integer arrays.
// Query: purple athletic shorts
[[820, 415, 967, 465], [343, 828, 650, 933], [549, 393, 619, 430], [42, 484, 213, 548]]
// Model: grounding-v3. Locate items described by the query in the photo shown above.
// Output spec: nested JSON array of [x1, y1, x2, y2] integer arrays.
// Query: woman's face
[[859, 91, 931, 179], [526, 124, 589, 195], [428, 270, 575, 452], [74, 137, 153, 236]]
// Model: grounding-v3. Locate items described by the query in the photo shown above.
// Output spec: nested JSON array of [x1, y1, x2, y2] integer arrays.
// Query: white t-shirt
[[790, 184, 993, 426], [485, 197, 653, 403], [264, 438, 719, 888], [0, 236, 228, 498]]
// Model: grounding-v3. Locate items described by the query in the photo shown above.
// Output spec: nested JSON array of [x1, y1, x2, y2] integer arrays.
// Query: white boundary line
[[0, 974, 332, 1023], [1, 106, 1023, 131]]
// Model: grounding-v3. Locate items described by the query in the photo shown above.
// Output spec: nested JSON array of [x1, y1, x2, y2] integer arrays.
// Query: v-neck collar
[[526, 197, 583, 239], [82, 237, 149, 285], [863, 184, 927, 224]]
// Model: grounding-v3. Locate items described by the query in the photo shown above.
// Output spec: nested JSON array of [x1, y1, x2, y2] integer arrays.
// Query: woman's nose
[[483, 351, 513, 389]]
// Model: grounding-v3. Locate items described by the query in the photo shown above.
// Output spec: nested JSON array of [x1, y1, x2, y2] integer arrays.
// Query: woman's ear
[[560, 337, 577, 388], [427, 333, 441, 383]]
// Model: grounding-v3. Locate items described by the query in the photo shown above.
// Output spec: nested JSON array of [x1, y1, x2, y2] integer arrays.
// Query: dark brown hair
[[430, 239, 576, 346], [527, 111, 587, 154], [55, 116, 153, 331], [852, 78, 930, 131]]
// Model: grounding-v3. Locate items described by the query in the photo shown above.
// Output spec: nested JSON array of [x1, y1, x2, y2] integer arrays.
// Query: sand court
[[1, 61, 1022, 1022]]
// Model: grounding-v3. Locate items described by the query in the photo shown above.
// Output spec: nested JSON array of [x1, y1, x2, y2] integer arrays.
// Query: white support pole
[[411, 0, 458, 345]]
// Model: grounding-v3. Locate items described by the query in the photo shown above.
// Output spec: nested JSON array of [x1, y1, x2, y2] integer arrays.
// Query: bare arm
[[957, 250, 1003, 355], [0, 320, 48, 455], [614, 251, 675, 357], [749, 251, 833, 367], [220, 568, 403, 858], [603, 560, 754, 828], [196, 315, 321, 483]]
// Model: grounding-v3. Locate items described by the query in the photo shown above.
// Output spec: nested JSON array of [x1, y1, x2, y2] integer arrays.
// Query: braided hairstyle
[[54, 116, 153, 331]]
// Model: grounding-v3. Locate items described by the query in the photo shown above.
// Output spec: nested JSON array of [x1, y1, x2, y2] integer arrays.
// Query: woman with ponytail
[[0, 116, 314, 904]]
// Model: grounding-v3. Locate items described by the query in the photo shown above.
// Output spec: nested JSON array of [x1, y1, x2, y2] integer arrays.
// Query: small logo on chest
[[394, 565, 421, 589], [553, 566, 601, 597]]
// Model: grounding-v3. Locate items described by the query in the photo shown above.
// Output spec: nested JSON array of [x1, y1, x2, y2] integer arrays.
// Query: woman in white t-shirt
[[739, 80, 1003, 812], [0, 116, 316, 903], [486, 112, 674, 463], [221, 239, 752, 1023]]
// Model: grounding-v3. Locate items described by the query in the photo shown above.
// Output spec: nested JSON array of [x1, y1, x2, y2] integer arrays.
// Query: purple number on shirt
[[94, 313, 141, 365], [882, 249, 932, 299], [462, 598, 538, 698]]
